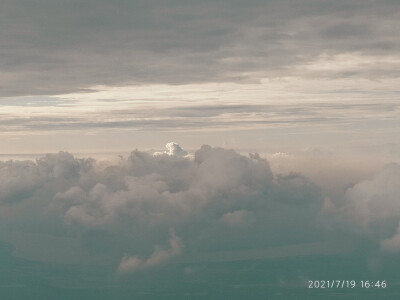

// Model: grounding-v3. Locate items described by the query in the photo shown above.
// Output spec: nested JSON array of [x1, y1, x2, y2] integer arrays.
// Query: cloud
[[220, 210, 253, 227], [2, 142, 400, 275], [117, 229, 183, 274], [381, 222, 400, 253], [153, 142, 189, 157], [317, 163, 400, 254], [0, 143, 326, 270], [343, 163, 400, 231], [2, 95, 399, 141], [1, 0, 399, 96]]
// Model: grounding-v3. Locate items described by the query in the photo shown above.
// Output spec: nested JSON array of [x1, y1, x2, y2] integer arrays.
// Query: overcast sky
[[0, 0, 399, 156]]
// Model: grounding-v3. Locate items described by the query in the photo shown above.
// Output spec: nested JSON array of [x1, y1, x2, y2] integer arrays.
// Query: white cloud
[[153, 142, 189, 157]]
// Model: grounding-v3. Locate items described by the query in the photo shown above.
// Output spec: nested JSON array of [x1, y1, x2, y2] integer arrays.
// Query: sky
[[0, 0, 399, 157], [1, 0, 400, 299]]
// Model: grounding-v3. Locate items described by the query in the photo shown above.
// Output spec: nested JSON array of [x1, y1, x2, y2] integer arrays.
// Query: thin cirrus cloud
[[1, 101, 399, 133]]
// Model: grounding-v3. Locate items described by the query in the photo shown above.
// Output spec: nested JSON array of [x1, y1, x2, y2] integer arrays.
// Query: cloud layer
[[1, 0, 400, 96]]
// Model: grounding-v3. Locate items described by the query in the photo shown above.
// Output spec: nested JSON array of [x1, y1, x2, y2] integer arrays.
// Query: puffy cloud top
[[1, 145, 399, 273], [153, 142, 189, 157], [0, 145, 323, 271]]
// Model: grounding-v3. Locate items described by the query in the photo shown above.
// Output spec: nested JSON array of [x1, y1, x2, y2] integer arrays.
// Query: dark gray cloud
[[1, 0, 399, 96]]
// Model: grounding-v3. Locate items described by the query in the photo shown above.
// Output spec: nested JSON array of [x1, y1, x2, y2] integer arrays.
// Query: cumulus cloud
[[3, 143, 400, 274], [0, 143, 327, 271], [343, 163, 400, 231], [165, 142, 188, 157], [316, 163, 400, 254], [153, 142, 189, 157], [381, 222, 400, 253], [117, 229, 183, 274]]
